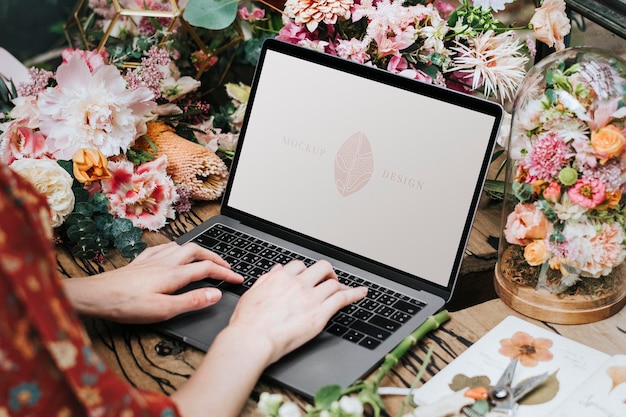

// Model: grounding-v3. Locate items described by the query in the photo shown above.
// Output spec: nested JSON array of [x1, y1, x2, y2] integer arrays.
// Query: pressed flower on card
[[498, 331, 554, 367]]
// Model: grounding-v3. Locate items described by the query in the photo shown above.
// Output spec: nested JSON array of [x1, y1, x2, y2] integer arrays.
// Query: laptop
[[158, 38, 503, 398]]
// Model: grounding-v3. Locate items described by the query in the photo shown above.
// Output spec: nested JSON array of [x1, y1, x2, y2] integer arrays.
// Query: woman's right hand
[[229, 260, 368, 364]]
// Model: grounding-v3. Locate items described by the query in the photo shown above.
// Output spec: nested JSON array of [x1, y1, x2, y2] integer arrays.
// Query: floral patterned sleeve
[[0, 164, 181, 417]]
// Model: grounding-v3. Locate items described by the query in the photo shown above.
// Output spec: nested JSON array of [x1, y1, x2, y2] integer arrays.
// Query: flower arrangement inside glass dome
[[501, 49, 626, 295]]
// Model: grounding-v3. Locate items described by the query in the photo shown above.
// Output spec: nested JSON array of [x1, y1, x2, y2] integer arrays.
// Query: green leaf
[[183, 0, 239, 31], [74, 201, 94, 217], [110, 217, 135, 236], [313, 384, 342, 409], [120, 241, 147, 259]]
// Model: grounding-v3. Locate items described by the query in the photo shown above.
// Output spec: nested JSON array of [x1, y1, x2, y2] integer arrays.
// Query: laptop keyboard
[[191, 223, 427, 350]]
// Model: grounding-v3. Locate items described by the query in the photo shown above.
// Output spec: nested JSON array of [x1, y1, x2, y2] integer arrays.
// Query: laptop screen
[[225, 44, 500, 289]]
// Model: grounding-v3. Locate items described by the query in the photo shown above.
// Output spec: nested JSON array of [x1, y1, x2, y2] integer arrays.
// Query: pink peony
[[37, 57, 155, 159], [568, 178, 606, 209], [61, 48, 108, 72], [504, 203, 550, 246], [101, 156, 178, 231]]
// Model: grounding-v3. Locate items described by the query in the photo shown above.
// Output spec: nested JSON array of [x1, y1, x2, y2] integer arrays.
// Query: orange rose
[[72, 148, 112, 183], [530, 0, 571, 51], [524, 240, 550, 266], [591, 125, 625, 162]]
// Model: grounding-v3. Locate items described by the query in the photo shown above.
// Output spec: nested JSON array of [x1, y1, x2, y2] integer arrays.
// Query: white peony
[[37, 57, 156, 159], [10, 158, 75, 227]]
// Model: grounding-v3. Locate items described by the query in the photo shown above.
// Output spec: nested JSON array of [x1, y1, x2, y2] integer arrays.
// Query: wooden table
[[56, 198, 625, 416]]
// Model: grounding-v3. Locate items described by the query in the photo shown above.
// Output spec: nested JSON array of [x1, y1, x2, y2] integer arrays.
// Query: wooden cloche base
[[494, 263, 626, 324]]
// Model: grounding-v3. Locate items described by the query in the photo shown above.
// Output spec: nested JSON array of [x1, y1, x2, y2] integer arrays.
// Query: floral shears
[[467, 358, 549, 417]]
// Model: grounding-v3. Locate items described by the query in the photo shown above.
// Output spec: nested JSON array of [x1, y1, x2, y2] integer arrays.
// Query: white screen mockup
[[227, 50, 496, 287]]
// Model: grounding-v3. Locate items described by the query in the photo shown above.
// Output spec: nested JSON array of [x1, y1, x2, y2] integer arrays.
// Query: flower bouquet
[[0, 0, 278, 261], [0, 45, 238, 260], [277, 0, 570, 103], [497, 47, 626, 322]]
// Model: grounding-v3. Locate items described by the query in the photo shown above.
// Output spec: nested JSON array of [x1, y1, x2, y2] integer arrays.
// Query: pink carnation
[[101, 156, 178, 231], [0, 120, 48, 163]]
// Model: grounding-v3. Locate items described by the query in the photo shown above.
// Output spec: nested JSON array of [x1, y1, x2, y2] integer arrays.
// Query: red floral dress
[[0, 163, 181, 417]]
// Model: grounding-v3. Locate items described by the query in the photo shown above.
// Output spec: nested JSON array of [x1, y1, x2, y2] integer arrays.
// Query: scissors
[[463, 358, 549, 417]]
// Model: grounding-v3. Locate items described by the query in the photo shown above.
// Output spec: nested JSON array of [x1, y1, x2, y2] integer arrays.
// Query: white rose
[[10, 158, 75, 227]]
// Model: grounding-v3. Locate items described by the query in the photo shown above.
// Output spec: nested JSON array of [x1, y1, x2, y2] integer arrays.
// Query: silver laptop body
[[158, 38, 503, 398]]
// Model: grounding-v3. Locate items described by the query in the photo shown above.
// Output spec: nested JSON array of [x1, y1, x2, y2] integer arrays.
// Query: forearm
[[170, 325, 274, 417], [62, 276, 114, 318]]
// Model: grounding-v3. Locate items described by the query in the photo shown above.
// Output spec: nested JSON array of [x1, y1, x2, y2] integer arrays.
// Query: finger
[[321, 286, 368, 316], [253, 263, 283, 286], [281, 260, 308, 275], [177, 242, 231, 268], [173, 260, 243, 289], [299, 260, 337, 285], [160, 287, 223, 320]]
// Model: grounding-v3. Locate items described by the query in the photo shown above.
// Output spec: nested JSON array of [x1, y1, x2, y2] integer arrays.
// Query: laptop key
[[369, 315, 402, 332], [393, 299, 424, 315], [326, 323, 348, 337], [359, 337, 381, 350], [350, 321, 391, 341], [342, 330, 365, 344]]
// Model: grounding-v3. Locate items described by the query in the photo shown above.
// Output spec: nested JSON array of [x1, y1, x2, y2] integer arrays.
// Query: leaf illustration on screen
[[334, 131, 374, 197]]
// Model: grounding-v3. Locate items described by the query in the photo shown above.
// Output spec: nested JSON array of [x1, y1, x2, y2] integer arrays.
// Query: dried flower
[[498, 331, 554, 367]]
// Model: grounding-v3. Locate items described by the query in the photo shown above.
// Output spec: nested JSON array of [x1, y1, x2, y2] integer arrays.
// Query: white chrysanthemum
[[37, 57, 156, 160], [449, 30, 528, 101], [284, 0, 353, 32], [10, 158, 75, 227]]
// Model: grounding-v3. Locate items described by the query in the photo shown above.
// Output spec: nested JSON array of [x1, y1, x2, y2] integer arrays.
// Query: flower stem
[[369, 310, 450, 389]]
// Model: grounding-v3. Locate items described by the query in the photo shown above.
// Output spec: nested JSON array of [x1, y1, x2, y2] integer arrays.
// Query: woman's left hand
[[62, 242, 243, 323]]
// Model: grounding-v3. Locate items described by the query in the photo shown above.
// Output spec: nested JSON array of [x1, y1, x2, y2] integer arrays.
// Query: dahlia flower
[[37, 57, 156, 160], [101, 156, 178, 231], [284, 0, 353, 32]]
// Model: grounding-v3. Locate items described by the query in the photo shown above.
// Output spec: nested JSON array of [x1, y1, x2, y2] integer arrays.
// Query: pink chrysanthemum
[[101, 156, 178, 231], [568, 177, 606, 209], [524, 132, 572, 181]]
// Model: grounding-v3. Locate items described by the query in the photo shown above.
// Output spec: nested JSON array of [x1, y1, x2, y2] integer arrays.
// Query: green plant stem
[[396, 345, 434, 417], [369, 310, 450, 389]]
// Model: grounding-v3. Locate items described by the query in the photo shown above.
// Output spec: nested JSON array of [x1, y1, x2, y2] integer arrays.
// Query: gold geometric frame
[[64, 0, 243, 80]]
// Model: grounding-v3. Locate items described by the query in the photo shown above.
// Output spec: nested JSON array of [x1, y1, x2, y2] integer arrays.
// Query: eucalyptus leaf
[[111, 217, 135, 236], [183, 0, 239, 31], [74, 201, 94, 217], [120, 241, 147, 259]]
